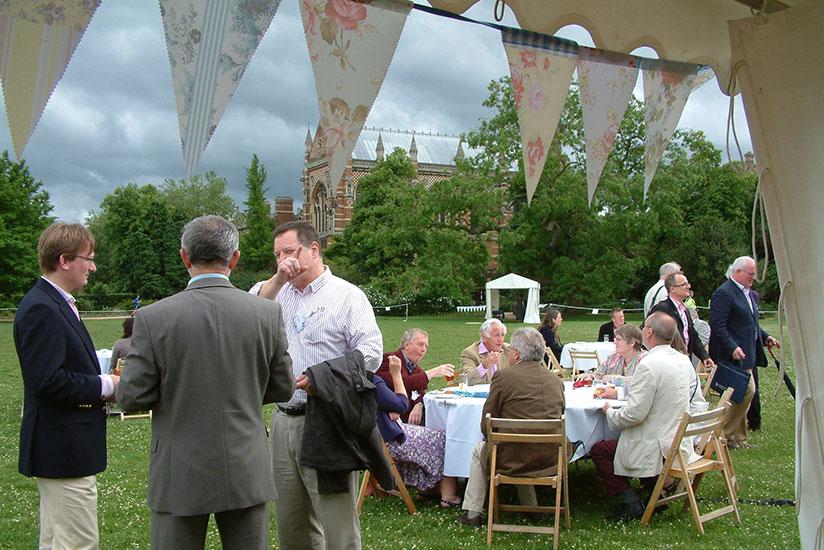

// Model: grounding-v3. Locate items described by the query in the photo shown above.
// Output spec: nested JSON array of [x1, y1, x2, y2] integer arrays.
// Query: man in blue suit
[[14, 222, 119, 548], [709, 256, 780, 448]]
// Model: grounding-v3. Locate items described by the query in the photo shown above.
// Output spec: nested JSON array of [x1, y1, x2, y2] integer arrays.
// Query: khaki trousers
[[271, 411, 361, 550], [723, 372, 756, 443], [37, 475, 98, 550], [461, 442, 536, 514]]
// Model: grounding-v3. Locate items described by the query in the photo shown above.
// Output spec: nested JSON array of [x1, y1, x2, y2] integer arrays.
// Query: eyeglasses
[[75, 255, 96, 264], [672, 282, 689, 287]]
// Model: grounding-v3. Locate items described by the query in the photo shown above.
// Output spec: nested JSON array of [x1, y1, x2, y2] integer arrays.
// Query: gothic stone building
[[301, 126, 469, 247]]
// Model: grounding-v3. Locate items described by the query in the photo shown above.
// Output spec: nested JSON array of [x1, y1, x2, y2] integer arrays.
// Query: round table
[[423, 381, 622, 477]]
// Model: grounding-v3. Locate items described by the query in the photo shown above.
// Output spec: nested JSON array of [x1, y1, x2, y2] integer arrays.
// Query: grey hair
[[480, 318, 506, 338], [399, 327, 428, 348], [663, 271, 685, 292], [180, 215, 239, 266], [509, 328, 546, 362], [731, 256, 755, 273], [659, 262, 681, 277], [646, 311, 676, 344]]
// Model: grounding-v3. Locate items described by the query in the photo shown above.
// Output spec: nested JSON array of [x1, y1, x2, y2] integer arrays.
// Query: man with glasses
[[709, 256, 780, 448], [14, 222, 117, 548], [649, 272, 714, 370], [251, 220, 383, 550]]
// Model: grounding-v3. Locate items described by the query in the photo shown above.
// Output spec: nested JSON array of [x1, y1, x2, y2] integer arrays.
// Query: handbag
[[710, 361, 751, 404]]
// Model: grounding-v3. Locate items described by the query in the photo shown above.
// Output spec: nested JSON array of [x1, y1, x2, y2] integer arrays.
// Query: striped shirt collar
[[41, 275, 75, 304], [289, 265, 331, 295]]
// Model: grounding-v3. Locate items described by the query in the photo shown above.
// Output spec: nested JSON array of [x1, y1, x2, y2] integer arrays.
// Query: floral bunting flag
[[0, 1, 101, 158], [577, 48, 639, 205], [642, 61, 713, 198], [160, 0, 281, 177], [302, 0, 412, 190], [502, 29, 577, 205]]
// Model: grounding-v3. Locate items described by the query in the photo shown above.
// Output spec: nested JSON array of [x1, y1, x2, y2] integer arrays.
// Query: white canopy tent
[[432, 1, 822, 546], [485, 273, 541, 324]]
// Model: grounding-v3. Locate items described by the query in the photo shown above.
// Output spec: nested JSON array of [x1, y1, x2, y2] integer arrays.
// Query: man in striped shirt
[[251, 220, 383, 550]]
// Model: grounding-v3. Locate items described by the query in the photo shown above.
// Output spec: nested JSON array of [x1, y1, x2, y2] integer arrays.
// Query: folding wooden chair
[[113, 359, 152, 421], [568, 349, 599, 379], [697, 363, 718, 400], [486, 414, 570, 550], [356, 442, 416, 515], [543, 348, 564, 377], [640, 398, 740, 533]]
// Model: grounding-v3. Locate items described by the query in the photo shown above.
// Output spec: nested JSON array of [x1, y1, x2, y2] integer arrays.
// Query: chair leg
[[356, 470, 372, 514], [487, 479, 495, 547], [640, 472, 668, 525], [553, 478, 562, 550], [678, 454, 704, 534], [389, 460, 417, 514], [563, 464, 571, 529]]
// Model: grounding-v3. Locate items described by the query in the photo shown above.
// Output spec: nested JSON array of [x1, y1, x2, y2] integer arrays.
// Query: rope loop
[[493, 0, 506, 22]]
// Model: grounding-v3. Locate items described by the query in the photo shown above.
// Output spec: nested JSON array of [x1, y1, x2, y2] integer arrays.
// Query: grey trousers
[[150, 503, 268, 550], [272, 411, 361, 550]]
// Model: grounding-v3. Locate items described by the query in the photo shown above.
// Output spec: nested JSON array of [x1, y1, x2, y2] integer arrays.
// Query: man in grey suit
[[117, 215, 294, 549]]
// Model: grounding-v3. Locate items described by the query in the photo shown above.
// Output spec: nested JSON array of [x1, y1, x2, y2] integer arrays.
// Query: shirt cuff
[[476, 364, 486, 376], [99, 375, 114, 399], [248, 281, 263, 296]]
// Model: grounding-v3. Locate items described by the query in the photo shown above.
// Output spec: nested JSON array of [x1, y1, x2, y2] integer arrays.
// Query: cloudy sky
[[0, 0, 752, 222]]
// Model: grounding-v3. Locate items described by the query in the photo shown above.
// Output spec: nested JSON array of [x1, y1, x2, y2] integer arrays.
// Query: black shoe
[[748, 424, 761, 431], [611, 501, 644, 522], [457, 511, 483, 529]]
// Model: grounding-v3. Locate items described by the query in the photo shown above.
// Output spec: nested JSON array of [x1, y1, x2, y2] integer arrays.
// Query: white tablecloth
[[559, 341, 616, 370], [96, 349, 112, 373], [424, 381, 622, 477]]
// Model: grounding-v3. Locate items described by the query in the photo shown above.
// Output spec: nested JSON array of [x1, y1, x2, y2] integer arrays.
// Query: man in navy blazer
[[709, 256, 780, 448], [649, 272, 714, 368], [14, 222, 119, 548]]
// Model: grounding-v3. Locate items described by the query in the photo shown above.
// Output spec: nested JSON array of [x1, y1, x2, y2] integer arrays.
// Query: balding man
[[591, 312, 697, 521], [643, 262, 681, 317], [709, 256, 780, 448], [460, 318, 511, 385]]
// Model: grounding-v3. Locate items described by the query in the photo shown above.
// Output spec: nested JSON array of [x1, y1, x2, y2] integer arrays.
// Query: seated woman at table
[[109, 316, 134, 374], [374, 355, 460, 507], [538, 307, 564, 361], [376, 327, 454, 425], [588, 325, 647, 399]]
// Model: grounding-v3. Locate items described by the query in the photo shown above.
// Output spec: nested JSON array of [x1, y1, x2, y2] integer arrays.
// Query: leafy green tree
[[238, 154, 273, 273], [87, 184, 188, 300], [0, 152, 53, 302], [161, 171, 238, 221], [326, 149, 498, 308]]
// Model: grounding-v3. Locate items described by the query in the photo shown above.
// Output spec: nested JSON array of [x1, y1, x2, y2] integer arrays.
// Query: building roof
[[352, 127, 476, 165]]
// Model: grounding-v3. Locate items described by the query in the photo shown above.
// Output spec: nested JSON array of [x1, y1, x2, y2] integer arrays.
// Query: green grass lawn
[[0, 314, 799, 548]]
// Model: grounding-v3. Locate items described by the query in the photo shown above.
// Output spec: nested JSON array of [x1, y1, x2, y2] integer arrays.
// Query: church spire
[[376, 132, 385, 162], [409, 134, 418, 164]]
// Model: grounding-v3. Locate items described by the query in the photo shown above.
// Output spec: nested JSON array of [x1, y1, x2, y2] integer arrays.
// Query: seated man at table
[[591, 312, 697, 522], [460, 318, 510, 385], [375, 328, 455, 425], [458, 328, 566, 528], [597, 308, 625, 342]]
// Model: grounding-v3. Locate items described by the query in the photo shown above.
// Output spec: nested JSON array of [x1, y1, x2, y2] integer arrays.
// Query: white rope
[[775, 279, 791, 397], [752, 167, 772, 284]]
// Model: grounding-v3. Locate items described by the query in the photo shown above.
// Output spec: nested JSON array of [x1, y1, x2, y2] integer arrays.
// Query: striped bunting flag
[[160, 0, 281, 177], [0, 0, 101, 158]]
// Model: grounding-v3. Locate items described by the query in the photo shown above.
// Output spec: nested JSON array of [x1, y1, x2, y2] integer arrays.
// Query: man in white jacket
[[590, 312, 698, 521]]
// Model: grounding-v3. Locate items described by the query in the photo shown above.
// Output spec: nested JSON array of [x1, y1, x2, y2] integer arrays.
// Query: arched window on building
[[312, 182, 327, 233]]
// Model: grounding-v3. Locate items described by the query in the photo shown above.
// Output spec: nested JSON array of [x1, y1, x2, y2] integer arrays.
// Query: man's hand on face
[[482, 352, 500, 370], [275, 245, 308, 284]]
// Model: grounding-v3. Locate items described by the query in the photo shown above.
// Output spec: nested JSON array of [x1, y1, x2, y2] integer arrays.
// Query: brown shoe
[[457, 511, 483, 528]]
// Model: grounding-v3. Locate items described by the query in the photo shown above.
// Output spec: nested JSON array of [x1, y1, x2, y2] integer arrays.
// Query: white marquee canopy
[[485, 272, 541, 324]]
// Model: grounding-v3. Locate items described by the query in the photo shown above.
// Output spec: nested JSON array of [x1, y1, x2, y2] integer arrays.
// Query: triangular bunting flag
[[642, 61, 713, 198], [577, 48, 639, 205], [160, 0, 281, 177], [502, 30, 577, 205], [0, 1, 101, 158], [302, 0, 411, 191]]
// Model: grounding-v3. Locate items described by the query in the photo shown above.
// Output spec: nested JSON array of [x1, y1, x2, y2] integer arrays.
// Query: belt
[[277, 404, 306, 416]]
